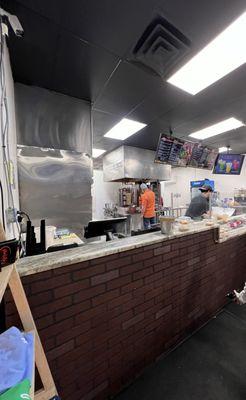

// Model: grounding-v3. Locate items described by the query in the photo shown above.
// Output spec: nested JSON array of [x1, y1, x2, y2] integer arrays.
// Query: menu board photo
[[204, 149, 218, 170], [213, 154, 245, 175], [177, 141, 194, 167]]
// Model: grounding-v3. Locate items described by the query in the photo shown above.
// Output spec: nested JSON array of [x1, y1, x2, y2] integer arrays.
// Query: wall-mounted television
[[213, 154, 245, 175], [155, 133, 218, 170]]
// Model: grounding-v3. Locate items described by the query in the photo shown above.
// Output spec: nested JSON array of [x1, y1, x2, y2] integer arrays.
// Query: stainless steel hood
[[103, 145, 171, 182]]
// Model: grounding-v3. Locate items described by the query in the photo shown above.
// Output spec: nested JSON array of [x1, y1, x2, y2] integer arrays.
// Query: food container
[[228, 218, 245, 229], [179, 224, 191, 232], [176, 216, 192, 231], [176, 216, 191, 224], [159, 216, 175, 235], [205, 219, 215, 226], [216, 214, 229, 224]]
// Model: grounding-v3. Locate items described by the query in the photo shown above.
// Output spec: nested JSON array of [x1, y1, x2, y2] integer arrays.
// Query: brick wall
[[4, 229, 246, 400]]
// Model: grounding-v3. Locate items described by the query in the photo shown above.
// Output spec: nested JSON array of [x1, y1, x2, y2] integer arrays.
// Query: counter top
[[219, 223, 246, 242], [16, 224, 215, 277], [218, 213, 246, 243]]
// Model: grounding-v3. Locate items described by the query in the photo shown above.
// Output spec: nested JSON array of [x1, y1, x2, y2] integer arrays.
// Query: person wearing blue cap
[[185, 184, 213, 219]]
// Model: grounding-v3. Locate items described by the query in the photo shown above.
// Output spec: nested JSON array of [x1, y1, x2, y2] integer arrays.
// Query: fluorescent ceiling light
[[167, 12, 246, 94], [104, 118, 147, 140], [219, 147, 231, 153], [92, 148, 106, 158], [189, 118, 244, 140]]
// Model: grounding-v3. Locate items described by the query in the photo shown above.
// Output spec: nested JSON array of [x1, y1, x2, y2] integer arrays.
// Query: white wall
[[92, 160, 246, 217], [161, 159, 246, 208], [92, 170, 121, 220], [0, 40, 19, 238]]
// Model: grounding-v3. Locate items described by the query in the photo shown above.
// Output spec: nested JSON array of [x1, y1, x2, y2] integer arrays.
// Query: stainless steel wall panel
[[17, 146, 92, 237], [15, 83, 91, 154]]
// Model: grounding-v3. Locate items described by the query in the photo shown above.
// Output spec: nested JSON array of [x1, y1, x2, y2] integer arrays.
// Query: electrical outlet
[[5, 207, 17, 224]]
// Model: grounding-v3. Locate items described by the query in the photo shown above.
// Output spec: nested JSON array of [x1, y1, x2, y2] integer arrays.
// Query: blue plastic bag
[[0, 327, 34, 393]]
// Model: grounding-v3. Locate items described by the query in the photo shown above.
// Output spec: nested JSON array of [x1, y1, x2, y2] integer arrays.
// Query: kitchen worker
[[185, 184, 213, 220], [139, 183, 151, 207], [140, 183, 156, 229]]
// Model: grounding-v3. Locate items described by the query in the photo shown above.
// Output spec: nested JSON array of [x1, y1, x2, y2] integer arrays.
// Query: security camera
[[0, 7, 24, 37]]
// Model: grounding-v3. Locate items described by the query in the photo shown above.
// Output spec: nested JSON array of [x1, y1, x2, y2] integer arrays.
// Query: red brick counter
[[3, 228, 246, 400]]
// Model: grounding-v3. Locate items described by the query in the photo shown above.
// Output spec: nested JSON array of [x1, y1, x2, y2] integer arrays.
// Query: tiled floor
[[116, 303, 246, 400]]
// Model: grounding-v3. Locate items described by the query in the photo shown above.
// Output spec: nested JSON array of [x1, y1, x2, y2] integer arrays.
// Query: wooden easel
[[0, 223, 58, 400]]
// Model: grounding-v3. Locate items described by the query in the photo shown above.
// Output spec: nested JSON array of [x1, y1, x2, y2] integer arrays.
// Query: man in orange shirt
[[140, 183, 156, 230]]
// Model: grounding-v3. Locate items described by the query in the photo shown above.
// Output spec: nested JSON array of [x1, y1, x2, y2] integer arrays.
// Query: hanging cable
[[17, 210, 30, 221]]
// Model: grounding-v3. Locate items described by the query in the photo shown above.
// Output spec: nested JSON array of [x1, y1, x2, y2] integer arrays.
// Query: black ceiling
[[3, 0, 246, 160]]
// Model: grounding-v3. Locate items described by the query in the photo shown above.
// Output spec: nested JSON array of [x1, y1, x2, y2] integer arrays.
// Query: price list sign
[[168, 138, 184, 165], [155, 135, 174, 163], [189, 143, 204, 167]]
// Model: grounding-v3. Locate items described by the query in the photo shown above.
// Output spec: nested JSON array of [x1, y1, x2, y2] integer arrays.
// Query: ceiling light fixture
[[92, 148, 106, 158], [167, 12, 246, 94], [219, 146, 232, 153], [104, 118, 147, 140], [189, 117, 244, 140]]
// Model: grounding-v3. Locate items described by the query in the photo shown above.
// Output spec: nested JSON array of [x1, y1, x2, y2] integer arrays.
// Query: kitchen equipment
[[104, 203, 119, 218], [159, 216, 175, 235], [26, 219, 46, 256], [103, 145, 171, 182], [131, 226, 161, 236], [212, 207, 235, 218], [84, 217, 127, 241]]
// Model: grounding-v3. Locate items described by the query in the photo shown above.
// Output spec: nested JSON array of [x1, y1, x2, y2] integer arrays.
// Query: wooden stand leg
[[0, 222, 58, 399], [8, 265, 57, 400]]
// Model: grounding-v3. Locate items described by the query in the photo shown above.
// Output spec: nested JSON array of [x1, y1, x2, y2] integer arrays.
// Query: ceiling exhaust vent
[[128, 14, 191, 78]]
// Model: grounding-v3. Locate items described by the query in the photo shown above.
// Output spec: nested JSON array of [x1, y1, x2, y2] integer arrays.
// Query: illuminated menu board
[[155, 134, 217, 170], [155, 135, 174, 163]]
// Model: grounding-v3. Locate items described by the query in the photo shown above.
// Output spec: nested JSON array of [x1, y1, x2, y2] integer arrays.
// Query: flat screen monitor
[[84, 218, 127, 240], [213, 154, 244, 175]]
